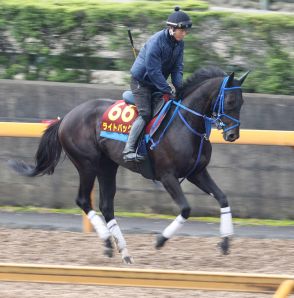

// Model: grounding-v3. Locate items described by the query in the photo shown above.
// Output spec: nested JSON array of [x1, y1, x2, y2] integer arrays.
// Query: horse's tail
[[8, 119, 63, 177]]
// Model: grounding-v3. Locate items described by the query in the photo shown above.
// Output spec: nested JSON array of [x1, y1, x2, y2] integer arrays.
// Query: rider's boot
[[123, 115, 146, 162]]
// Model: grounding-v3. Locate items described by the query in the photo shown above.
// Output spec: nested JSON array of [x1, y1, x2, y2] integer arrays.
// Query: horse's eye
[[226, 97, 236, 108], [227, 99, 235, 106]]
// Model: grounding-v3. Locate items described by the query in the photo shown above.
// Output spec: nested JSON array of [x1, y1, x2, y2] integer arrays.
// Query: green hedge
[[0, 0, 293, 94]]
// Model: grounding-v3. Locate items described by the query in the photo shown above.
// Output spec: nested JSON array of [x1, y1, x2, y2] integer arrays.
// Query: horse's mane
[[178, 66, 227, 98]]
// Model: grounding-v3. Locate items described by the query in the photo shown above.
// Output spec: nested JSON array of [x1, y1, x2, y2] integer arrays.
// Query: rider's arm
[[145, 39, 173, 94], [171, 45, 184, 91]]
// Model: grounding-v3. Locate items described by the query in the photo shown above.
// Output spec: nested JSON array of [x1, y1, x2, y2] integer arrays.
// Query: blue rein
[[148, 76, 242, 183]]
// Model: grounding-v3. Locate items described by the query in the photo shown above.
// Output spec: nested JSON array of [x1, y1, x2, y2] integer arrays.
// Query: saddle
[[122, 90, 166, 118]]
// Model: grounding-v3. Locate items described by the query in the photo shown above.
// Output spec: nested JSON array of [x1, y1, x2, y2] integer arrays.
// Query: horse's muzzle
[[224, 130, 239, 142]]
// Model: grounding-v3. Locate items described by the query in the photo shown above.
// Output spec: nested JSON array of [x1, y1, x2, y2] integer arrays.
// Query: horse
[[9, 66, 249, 264]]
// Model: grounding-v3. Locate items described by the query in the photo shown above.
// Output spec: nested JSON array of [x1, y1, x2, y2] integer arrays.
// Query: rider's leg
[[123, 77, 152, 162], [123, 115, 146, 161]]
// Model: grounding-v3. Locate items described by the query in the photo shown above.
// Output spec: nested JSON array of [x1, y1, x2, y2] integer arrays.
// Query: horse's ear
[[227, 72, 235, 87], [238, 70, 250, 86]]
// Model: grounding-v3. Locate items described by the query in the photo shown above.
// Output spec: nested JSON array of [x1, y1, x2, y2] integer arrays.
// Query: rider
[[122, 6, 192, 162]]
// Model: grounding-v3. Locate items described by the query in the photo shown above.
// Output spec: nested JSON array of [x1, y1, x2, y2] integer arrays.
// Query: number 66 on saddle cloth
[[100, 99, 171, 143]]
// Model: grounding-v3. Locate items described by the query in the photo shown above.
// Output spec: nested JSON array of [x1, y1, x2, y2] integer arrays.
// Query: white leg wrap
[[87, 210, 111, 240], [121, 248, 130, 259], [220, 207, 234, 237], [107, 219, 126, 252], [162, 215, 186, 239]]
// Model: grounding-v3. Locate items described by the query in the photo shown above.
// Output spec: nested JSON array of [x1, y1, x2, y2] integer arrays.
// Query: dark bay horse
[[9, 66, 248, 264]]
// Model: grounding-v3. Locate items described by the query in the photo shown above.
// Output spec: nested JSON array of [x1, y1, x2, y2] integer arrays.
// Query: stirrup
[[123, 151, 145, 162]]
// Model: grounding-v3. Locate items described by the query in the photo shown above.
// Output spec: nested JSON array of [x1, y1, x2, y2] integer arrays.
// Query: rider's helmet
[[166, 6, 192, 29]]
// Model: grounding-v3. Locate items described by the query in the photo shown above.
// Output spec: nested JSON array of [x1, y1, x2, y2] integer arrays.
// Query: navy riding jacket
[[130, 29, 184, 94]]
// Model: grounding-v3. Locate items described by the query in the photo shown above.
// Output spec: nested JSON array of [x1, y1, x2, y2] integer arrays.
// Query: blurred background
[[0, 0, 293, 219]]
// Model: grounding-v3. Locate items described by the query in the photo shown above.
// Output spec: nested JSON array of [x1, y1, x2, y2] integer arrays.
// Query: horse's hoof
[[104, 247, 113, 258], [218, 237, 230, 255], [121, 248, 134, 264], [122, 256, 134, 264], [104, 237, 114, 258], [155, 234, 168, 249]]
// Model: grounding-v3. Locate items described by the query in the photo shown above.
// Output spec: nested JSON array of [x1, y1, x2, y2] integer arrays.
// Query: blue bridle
[[212, 76, 241, 133], [148, 76, 242, 182]]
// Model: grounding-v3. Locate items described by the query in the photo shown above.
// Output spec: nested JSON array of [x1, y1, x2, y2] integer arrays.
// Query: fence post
[[274, 280, 294, 298]]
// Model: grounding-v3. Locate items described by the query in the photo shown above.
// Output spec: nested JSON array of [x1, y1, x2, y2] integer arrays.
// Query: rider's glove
[[163, 91, 176, 102]]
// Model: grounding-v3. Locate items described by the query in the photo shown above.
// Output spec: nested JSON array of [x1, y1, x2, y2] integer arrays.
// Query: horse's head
[[212, 71, 249, 142]]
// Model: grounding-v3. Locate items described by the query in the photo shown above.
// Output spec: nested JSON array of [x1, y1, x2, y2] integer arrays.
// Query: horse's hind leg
[[97, 155, 133, 264], [187, 168, 233, 255], [75, 164, 113, 258]]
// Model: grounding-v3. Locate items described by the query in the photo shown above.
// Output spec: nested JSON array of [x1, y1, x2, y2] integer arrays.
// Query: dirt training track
[[0, 213, 294, 297], [0, 229, 294, 297]]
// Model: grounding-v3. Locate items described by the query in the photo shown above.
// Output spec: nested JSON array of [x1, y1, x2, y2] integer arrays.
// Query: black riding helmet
[[166, 6, 192, 29]]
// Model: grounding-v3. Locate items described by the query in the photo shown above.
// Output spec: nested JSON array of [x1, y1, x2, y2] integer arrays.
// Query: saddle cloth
[[100, 95, 169, 143]]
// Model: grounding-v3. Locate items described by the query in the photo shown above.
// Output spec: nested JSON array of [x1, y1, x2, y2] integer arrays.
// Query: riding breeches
[[130, 77, 153, 123]]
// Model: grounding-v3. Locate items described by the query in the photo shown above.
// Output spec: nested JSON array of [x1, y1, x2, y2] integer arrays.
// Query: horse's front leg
[[156, 174, 191, 249], [187, 168, 233, 255]]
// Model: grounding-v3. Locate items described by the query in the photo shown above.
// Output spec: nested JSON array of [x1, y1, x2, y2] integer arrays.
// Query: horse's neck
[[183, 78, 219, 115]]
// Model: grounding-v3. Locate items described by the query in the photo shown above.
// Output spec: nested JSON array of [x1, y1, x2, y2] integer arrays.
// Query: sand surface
[[0, 228, 293, 297]]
